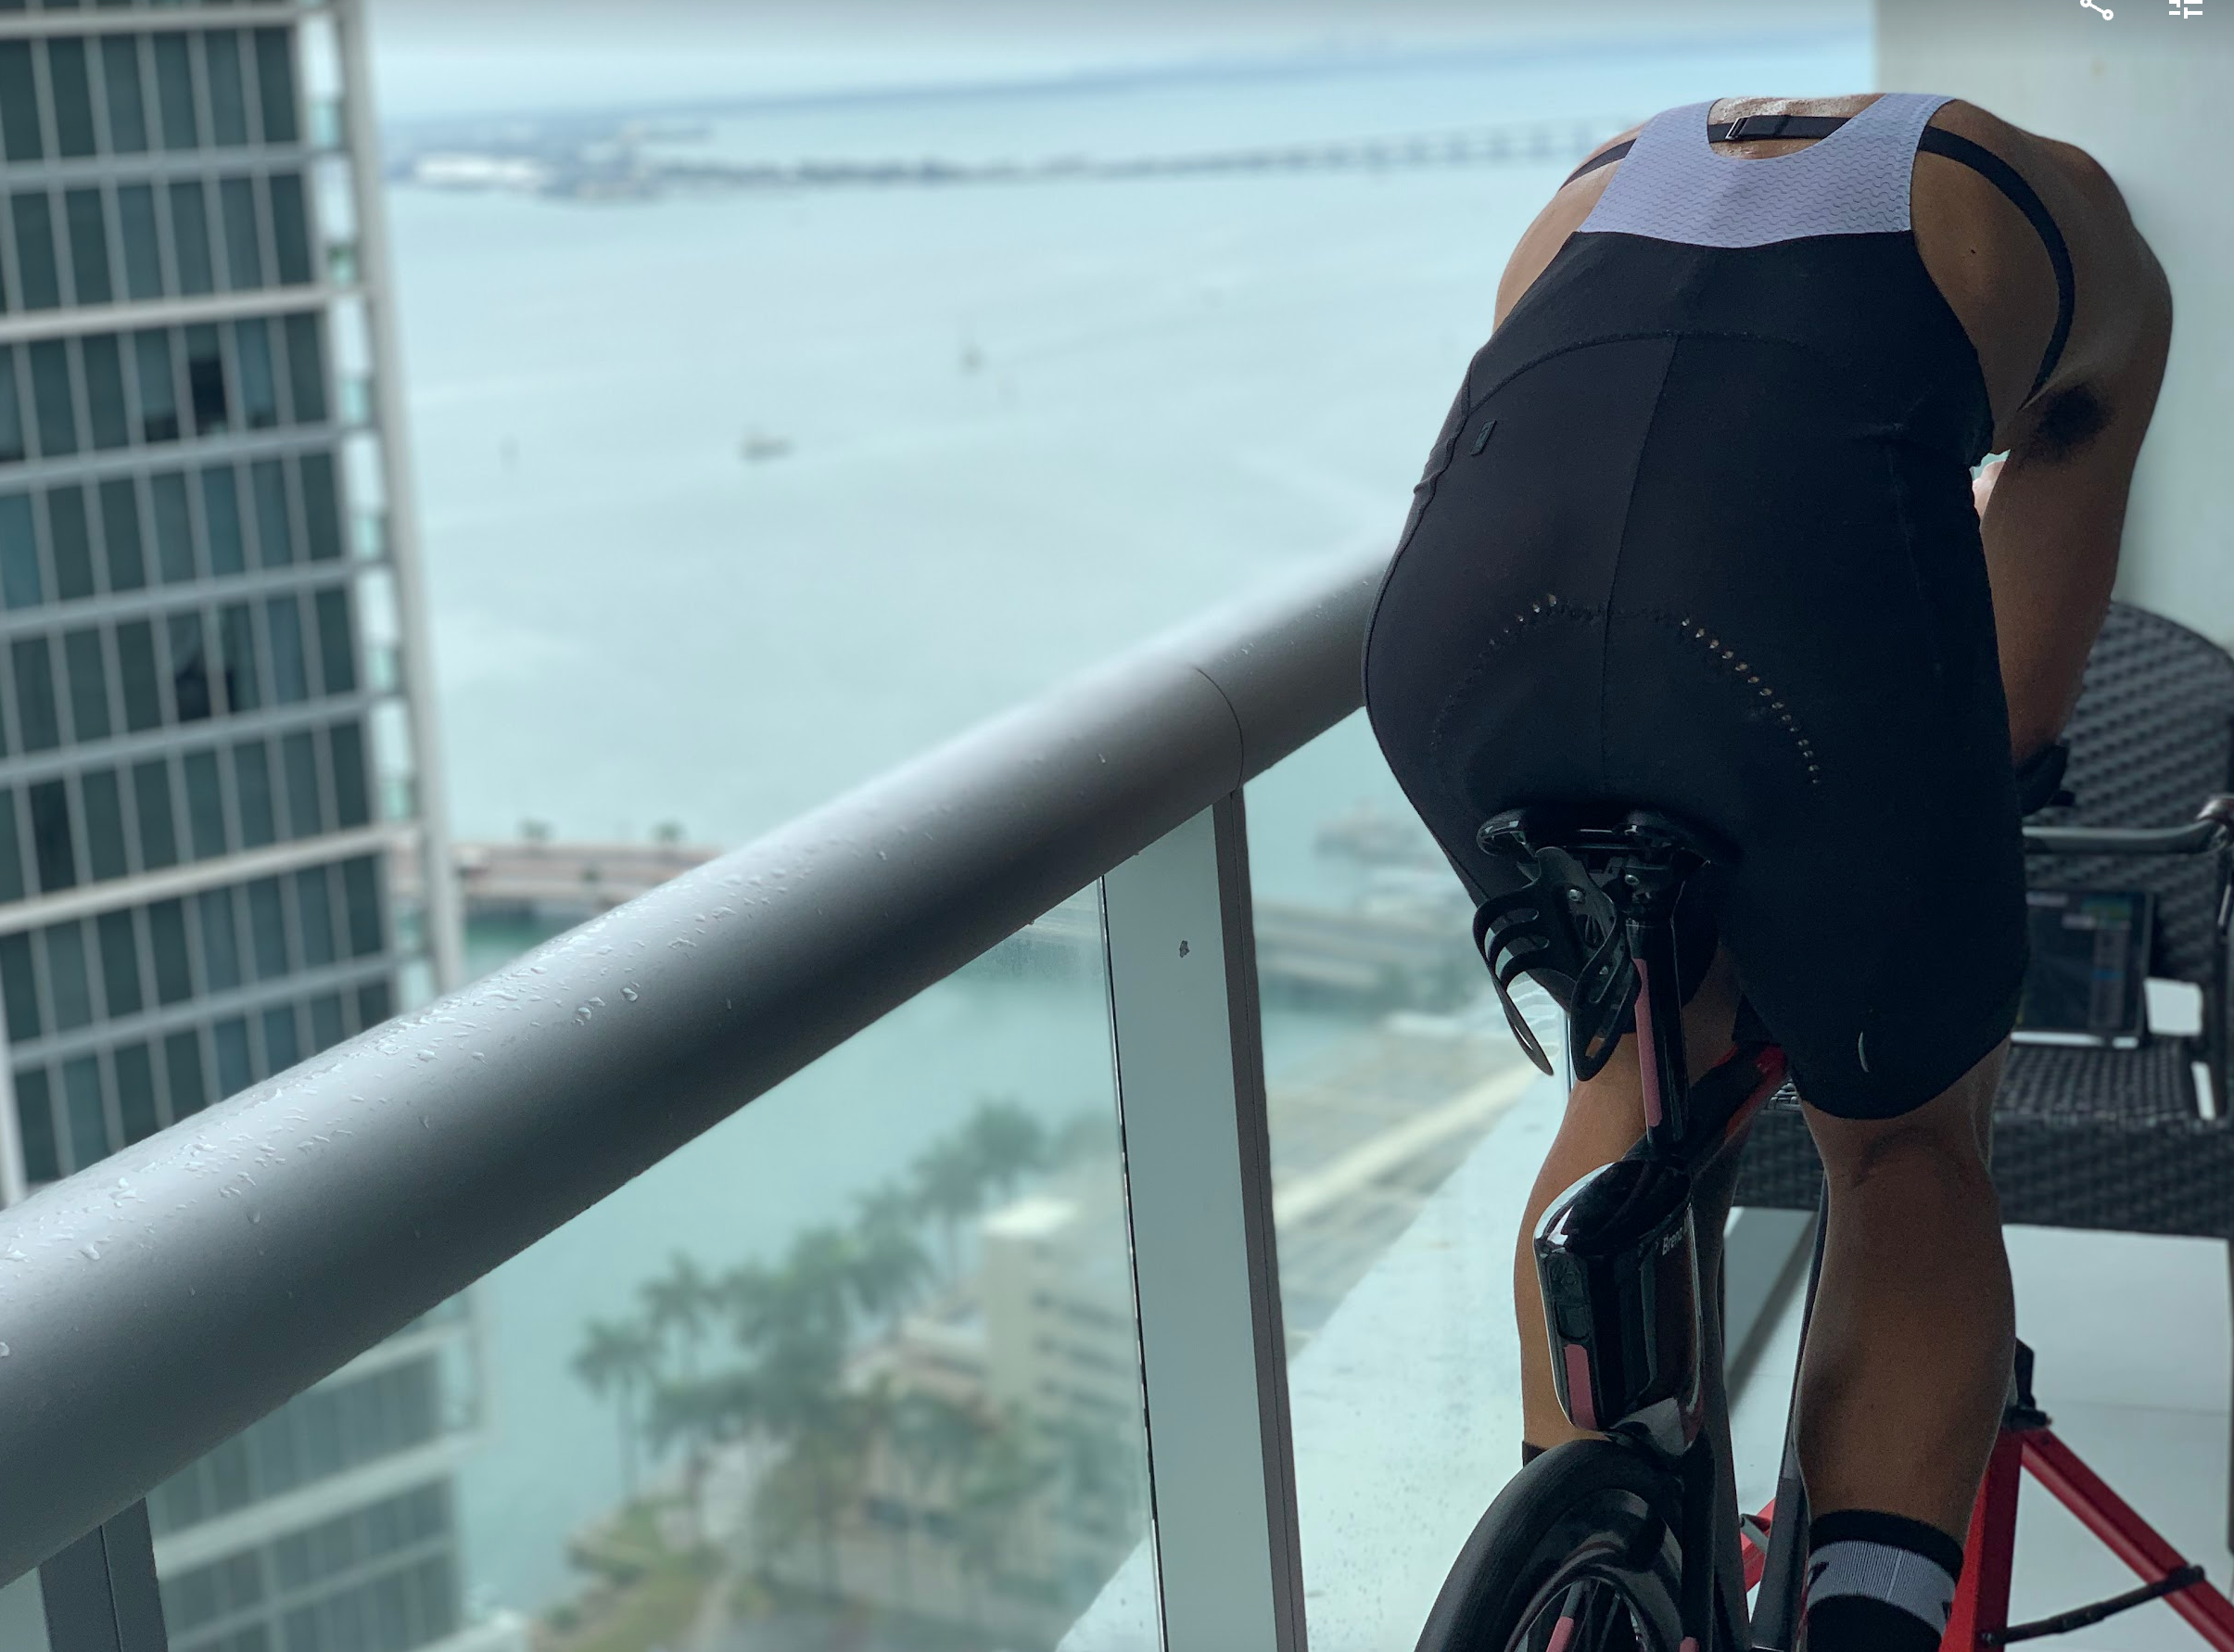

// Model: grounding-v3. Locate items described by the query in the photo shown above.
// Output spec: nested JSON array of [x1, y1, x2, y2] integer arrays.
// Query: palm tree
[[641, 1252, 713, 1380], [960, 1098, 1049, 1203], [641, 1254, 724, 1546], [571, 1316, 661, 1499], [848, 1188, 931, 1336], [950, 1408, 1052, 1630], [714, 1231, 886, 1593], [885, 1389, 986, 1611], [908, 1136, 987, 1282]]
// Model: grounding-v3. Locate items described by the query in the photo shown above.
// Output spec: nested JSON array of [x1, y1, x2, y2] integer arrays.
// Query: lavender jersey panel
[[1579, 94, 1954, 248]]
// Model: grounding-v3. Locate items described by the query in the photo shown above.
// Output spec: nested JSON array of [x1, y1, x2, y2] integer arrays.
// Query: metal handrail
[[0, 546, 1389, 1584]]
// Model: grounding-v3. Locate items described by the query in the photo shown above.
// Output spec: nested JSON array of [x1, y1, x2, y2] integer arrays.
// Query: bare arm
[[1972, 137, 2172, 761]]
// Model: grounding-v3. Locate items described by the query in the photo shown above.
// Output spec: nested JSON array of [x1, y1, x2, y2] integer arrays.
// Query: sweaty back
[[1361, 92, 2032, 1122]]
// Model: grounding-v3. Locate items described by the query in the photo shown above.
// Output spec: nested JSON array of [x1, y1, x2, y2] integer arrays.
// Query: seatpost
[[1624, 860, 1691, 1155]]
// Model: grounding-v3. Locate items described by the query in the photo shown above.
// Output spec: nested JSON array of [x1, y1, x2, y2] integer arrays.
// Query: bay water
[[391, 26, 1867, 1618]]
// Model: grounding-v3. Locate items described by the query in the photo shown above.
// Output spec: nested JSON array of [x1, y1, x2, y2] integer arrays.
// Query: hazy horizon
[[363, 0, 1872, 125]]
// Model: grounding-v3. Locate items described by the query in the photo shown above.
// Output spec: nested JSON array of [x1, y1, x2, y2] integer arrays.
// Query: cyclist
[[1363, 94, 2170, 1652]]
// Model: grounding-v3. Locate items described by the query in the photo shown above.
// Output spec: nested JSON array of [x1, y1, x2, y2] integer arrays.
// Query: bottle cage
[[1471, 845, 1639, 1081], [1470, 807, 1732, 1084]]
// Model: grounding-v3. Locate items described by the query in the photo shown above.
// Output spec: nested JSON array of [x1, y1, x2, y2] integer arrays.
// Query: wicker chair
[[1733, 599, 2234, 1544]]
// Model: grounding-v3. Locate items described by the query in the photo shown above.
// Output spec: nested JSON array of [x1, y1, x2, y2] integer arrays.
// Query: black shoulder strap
[[1562, 139, 1633, 187], [1915, 125, 2075, 399]]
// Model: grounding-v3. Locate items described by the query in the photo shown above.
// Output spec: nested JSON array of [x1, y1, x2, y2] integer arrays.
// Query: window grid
[[0, 171, 314, 309], [0, 28, 302, 167], [161, 1482, 457, 1652], [2, 844, 389, 1044], [0, 502, 365, 634], [24, 19, 60, 173], [0, 712, 374, 902], [0, 578, 359, 752], [151, 1374, 446, 1546], [0, 315, 329, 482], [3, 447, 342, 616], [13, 959, 395, 1180]]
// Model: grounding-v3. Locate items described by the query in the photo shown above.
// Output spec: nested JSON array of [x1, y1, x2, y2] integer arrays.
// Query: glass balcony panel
[[0, 1569, 49, 1652], [307, 98, 345, 154], [95, 890, 1149, 1652], [379, 774, 418, 823], [338, 375, 375, 430], [420, 886, 1154, 1652], [351, 509, 391, 563], [1245, 708, 1559, 1646]]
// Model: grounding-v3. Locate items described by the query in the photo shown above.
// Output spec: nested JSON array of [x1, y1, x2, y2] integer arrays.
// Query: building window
[[101, 479, 149, 591], [0, 44, 42, 164], [170, 182, 217, 298], [184, 323, 229, 434], [28, 340, 77, 457], [83, 336, 132, 451], [154, 34, 201, 154], [48, 485, 96, 601], [102, 38, 151, 158], [65, 188, 114, 307], [206, 32, 251, 151], [136, 330, 182, 444], [118, 184, 164, 299], [47, 37, 98, 160], [10, 193, 62, 312], [255, 30, 299, 148], [221, 178, 264, 290]]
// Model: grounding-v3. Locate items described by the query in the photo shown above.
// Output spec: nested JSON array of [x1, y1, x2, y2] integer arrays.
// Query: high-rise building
[[0, 6, 480, 1651]]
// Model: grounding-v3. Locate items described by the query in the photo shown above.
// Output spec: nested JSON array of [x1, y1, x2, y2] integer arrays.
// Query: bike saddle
[[1471, 804, 1737, 1081]]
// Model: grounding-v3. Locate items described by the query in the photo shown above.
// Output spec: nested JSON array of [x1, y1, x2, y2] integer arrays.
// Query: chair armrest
[[2022, 794, 2234, 858]]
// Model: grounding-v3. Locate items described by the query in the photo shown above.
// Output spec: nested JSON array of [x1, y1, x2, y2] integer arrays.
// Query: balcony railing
[[0, 539, 1809, 1652], [0, 544, 1389, 1642]]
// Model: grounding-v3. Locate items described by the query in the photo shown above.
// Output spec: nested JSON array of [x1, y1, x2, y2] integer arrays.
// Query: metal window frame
[[1104, 795, 1306, 1651]]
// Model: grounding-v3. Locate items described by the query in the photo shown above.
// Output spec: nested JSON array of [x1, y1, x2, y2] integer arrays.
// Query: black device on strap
[[1560, 110, 2075, 397], [1707, 113, 1852, 143]]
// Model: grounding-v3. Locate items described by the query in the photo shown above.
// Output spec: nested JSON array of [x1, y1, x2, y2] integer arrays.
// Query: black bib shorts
[[1363, 102, 2070, 1121]]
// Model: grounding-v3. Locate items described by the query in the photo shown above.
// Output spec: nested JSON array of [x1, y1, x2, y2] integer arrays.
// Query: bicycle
[[1414, 801, 2234, 1652]]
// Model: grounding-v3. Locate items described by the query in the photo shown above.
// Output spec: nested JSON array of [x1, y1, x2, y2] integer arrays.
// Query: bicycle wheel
[[1415, 1438, 1687, 1652]]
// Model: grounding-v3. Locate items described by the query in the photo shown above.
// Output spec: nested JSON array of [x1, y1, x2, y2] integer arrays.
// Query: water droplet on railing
[[621, 986, 639, 1002], [574, 1005, 593, 1025], [248, 1211, 261, 1225], [80, 1243, 99, 1262], [417, 1049, 437, 1062]]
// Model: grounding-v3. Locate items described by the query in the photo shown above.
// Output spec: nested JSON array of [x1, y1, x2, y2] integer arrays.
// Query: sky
[[362, 0, 1872, 124]]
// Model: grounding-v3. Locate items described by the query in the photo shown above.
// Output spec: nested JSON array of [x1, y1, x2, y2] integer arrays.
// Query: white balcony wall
[[1877, 0, 2234, 645]]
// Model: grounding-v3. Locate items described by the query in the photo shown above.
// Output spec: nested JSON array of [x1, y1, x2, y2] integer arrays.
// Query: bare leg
[[1516, 944, 1745, 1447], [1797, 1043, 2012, 1539]]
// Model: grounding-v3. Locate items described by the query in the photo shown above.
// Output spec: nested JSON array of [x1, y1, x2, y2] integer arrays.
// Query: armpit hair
[[2032, 384, 2112, 460]]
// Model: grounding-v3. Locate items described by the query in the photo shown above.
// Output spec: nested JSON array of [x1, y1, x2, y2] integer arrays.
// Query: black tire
[[1415, 1438, 1687, 1652]]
